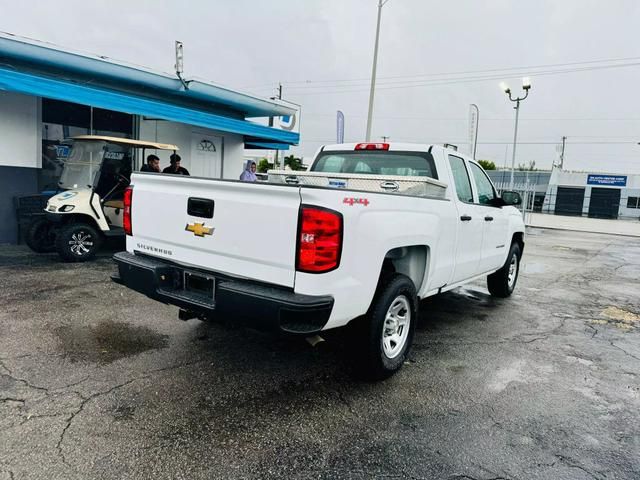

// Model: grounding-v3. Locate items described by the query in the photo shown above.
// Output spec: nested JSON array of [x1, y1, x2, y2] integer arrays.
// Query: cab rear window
[[311, 151, 438, 179]]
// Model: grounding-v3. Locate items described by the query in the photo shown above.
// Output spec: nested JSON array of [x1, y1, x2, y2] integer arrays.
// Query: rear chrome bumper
[[112, 251, 334, 335]]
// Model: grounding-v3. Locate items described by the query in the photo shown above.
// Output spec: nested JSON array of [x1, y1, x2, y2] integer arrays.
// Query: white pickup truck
[[113, 143, 525, 379]]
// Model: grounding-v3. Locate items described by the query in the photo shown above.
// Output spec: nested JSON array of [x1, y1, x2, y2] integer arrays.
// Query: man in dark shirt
[[162, 153, 190, 175], [140, 154, 160, 172]]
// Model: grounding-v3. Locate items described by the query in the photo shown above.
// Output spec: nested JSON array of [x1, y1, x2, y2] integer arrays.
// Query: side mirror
[[501, 191, 522, 206]]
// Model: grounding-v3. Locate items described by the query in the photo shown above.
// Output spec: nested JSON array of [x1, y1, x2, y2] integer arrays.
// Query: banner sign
[[337, 110, 345, 144], [587, 174, 627, 187], [468, 104, 479, 158]]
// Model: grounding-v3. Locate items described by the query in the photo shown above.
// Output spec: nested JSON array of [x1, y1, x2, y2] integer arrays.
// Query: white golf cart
[[25, 135, 178, 262]]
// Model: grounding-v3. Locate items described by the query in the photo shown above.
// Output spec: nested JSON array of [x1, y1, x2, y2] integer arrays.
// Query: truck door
[[448, 155, 484, 283], [468, 161, 509, 274]]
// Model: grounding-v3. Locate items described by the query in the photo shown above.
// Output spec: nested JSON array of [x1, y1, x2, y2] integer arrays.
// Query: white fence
[[494, 182, 538, 225]]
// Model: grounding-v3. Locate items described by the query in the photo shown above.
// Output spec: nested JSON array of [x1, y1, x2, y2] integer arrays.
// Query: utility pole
[[365, 0, 390, 142], [559, 136, 566, 170], [381, 135, 390, 142]]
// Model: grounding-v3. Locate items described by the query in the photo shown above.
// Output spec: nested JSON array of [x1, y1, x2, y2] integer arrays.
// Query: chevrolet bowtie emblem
[[185, 222, 214, 237]]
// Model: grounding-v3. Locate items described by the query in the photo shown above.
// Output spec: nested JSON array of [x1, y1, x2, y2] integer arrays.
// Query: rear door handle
[[460, 215, 472, 221], [484, 216, 494, 221]]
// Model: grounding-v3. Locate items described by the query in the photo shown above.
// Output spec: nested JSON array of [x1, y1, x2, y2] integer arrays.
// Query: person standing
[[239, 160, 257, 182], [140, 154, 160, 172], [162, 153, 190, 175]]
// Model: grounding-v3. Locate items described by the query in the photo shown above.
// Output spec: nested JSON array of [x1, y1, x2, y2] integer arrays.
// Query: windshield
[[58, 141, 106, 189], [311, 151, 438, 179]]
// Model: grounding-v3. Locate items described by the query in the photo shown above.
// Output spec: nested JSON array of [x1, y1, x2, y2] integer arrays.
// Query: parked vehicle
[[113, 143, 525, 379], [26, 136, 178, 262]]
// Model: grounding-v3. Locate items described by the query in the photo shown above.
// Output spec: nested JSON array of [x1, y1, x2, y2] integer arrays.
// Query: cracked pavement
[[0, 228, 639, 479]]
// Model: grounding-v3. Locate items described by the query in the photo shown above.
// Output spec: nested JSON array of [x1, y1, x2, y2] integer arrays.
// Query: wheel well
[[381, 245, 429, 293], [58, 213, 101, 230], [512, 232, 524, 253]]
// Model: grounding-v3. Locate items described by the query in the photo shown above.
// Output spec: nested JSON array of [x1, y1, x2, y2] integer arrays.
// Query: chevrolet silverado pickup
[[112, 143, 525, 379]]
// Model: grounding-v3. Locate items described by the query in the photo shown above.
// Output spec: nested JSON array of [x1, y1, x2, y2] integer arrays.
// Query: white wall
[[0, 92, 41, 168], [543, 167, 640, 216], [620, 188, 640, 218], [139, 119, 245, 180]]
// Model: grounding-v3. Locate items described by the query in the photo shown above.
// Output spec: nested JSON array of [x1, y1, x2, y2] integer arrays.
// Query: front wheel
[[352, 274, 418, 380], [487, 242, 521, 298], [25, 218, 57, 253], [55, 223, 103, 262]]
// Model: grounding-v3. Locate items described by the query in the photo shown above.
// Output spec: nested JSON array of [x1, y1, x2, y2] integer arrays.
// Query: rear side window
[[312, 151, 438, 179], [448, 155, 473, 203]]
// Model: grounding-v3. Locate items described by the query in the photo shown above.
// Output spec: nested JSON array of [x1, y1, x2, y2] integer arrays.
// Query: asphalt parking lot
[[1, 228, 639, 480]]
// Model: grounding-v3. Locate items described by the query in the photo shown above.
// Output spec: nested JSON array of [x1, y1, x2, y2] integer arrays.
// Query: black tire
[[352, 274, 418, 381], [55, 223, 103, 262], [25, 218, 57, 253], [487, 242, 521, 298]]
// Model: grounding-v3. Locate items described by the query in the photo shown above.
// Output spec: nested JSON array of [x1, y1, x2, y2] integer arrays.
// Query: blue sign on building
[[587, 174, 627, 187]]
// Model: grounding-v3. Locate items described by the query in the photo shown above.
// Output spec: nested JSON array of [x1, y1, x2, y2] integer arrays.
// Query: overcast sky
[[2, 0, 640, 173]]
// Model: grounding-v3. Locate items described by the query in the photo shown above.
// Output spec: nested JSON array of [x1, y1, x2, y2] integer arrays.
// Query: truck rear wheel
[[25, 218, 57, 253], [487, 242, 521, 298], [55, 223, 103, 262], [352, 274, 417, 380]]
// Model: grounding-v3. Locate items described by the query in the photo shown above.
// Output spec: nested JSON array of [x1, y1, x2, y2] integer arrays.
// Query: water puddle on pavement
[[523, 262, 547, 274], [55, 320, 169, 364]]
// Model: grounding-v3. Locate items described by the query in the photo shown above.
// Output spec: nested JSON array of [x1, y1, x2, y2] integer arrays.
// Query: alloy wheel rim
[[68, 231, 94, 256], [382, 295, 411, 359], [507, 255, 518, 288]]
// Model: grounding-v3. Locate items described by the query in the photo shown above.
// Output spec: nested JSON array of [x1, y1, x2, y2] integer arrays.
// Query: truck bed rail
[[266, 170, 447, 198]]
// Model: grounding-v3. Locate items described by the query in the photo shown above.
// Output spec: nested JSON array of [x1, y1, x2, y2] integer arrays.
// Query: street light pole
[[365, 0, 389, 142], [509, 98, 521, 189], [500, 78, 531, 190]]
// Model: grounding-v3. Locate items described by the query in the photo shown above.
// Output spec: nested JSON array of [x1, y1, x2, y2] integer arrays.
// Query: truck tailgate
[[128, 174, 301, 288]]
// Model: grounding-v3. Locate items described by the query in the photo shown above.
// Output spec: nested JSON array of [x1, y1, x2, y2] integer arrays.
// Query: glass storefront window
[[39, 99, 133, 192], [41, 124, 89, 192]]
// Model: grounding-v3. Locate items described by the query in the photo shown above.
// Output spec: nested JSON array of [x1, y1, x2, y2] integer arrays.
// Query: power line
[[301, 113, 640, 121], [240, 55, 640, 89], [283, 61, 640, 90], [300, 139, 640, 145], [282, 62, 640, 96]]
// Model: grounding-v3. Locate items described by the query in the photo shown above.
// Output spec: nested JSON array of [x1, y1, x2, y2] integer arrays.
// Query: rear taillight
[[123, 186, 133, 236], [355, 143, 389, 150], [296, 206, 343, 273]]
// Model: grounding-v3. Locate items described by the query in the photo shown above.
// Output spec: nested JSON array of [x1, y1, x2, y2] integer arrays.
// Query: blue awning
[[245, 142, 290, 151], [0, 67, 299, 145], [0, 32, 296, 119]]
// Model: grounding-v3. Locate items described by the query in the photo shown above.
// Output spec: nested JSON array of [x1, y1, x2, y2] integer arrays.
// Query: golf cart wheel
[[352, 274, 418, 381], [487, 242, 521, 298], [25, 218, 57, 253], [55, 223, 103, 262]]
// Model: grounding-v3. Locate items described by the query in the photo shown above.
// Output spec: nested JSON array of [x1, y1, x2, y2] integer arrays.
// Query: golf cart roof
[[71, 135, 179, 151]]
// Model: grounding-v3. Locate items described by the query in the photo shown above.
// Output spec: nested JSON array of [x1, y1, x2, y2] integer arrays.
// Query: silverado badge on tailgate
[[185, 222, 214, 237]]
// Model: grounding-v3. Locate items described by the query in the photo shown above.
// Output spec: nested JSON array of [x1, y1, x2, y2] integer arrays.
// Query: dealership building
[[487, 168, 640, 220], [0, 33, 299, 244]]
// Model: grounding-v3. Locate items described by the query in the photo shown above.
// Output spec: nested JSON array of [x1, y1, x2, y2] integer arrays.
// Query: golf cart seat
[[104, 200, 124, 209]]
